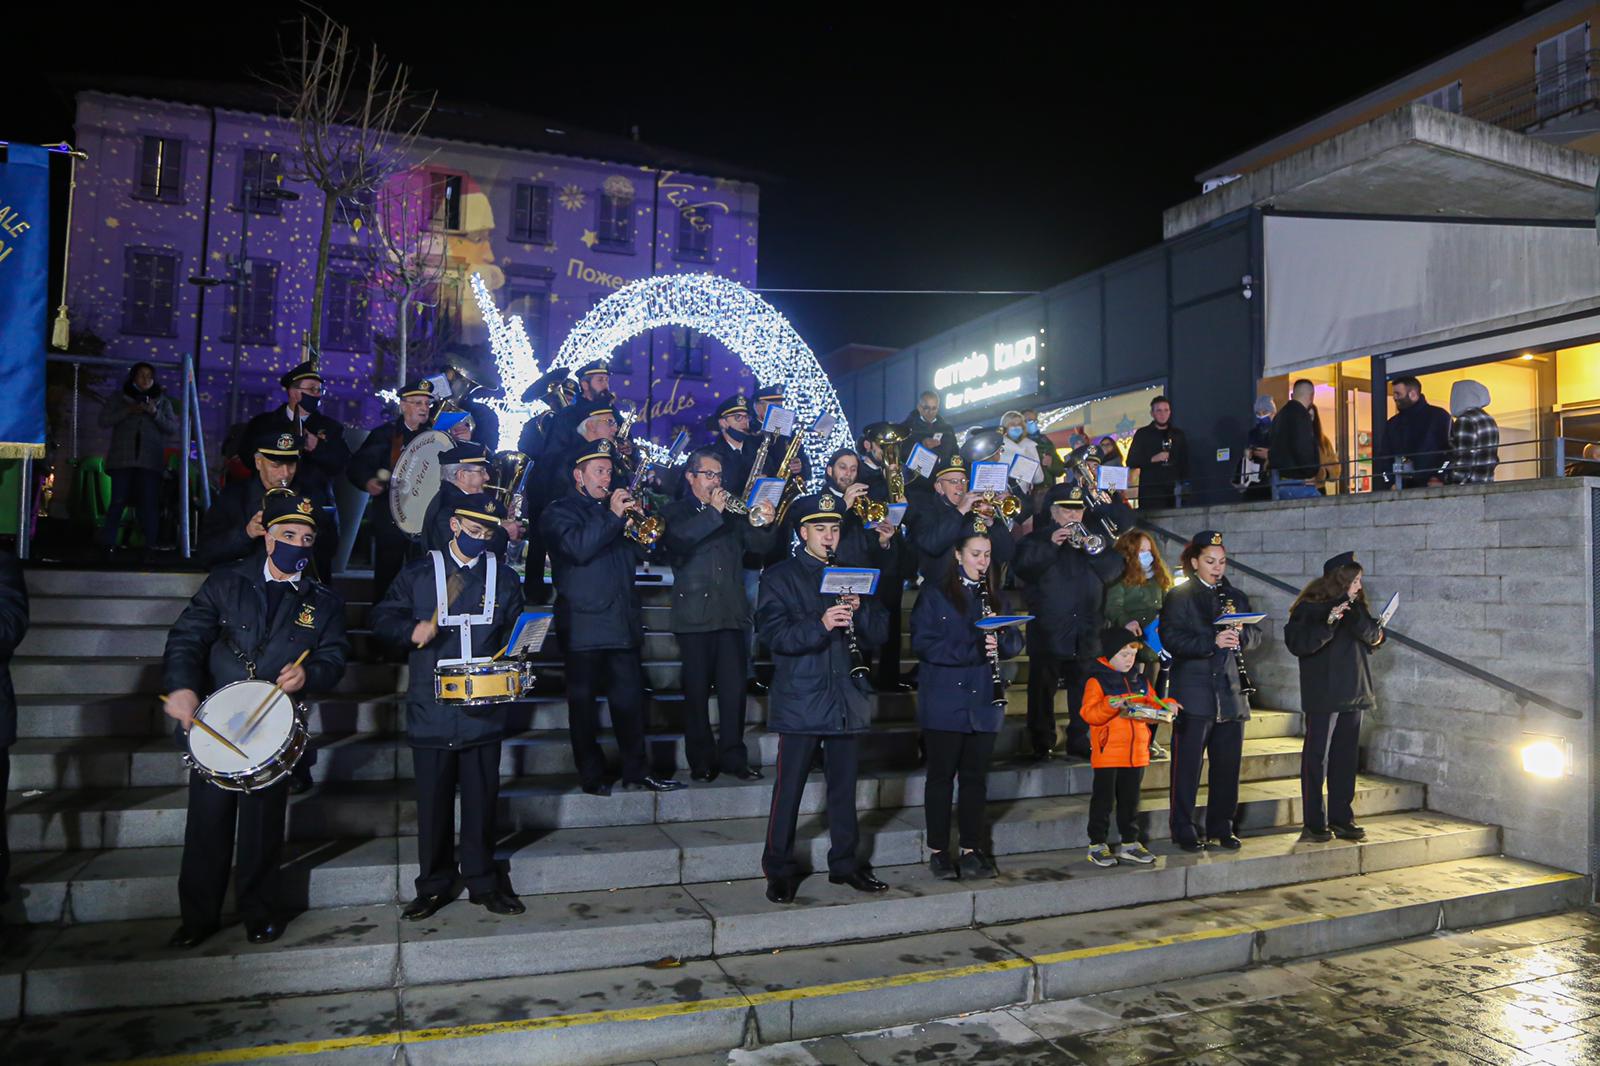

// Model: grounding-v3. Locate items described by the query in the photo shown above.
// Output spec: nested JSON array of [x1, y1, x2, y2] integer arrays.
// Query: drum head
[[389, 430, 454, 536], [190, 680, 295, 775]]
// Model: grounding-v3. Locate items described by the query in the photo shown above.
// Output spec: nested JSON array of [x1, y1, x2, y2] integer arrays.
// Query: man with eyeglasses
[[239, 360, 351, 577], [906, 454, 1016, 585], [659, 450, 776, 780], [897, 390, 958, 470]]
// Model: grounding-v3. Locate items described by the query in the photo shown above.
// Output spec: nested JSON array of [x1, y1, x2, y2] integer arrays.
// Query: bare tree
[[367, 168, 451, 387], [263, 7, 434, 354]]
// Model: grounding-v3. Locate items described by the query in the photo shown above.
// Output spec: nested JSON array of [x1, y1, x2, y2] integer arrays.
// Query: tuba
[[1066, 444, 1120, 537], [490, 451, 529, 517], [872, 423, 909, 504]]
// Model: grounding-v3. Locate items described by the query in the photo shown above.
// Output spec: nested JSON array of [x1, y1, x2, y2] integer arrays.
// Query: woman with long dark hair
[[909, 532, 1023, 880], [1283, 552, 1385, 842], [1158, 530, 1261, 852], [1103, 529, 1175, 754], [98, 361, 177, 555]]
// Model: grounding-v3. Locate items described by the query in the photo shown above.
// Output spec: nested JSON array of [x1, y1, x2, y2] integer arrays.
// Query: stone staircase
[[0, 566, 1588, 1065]]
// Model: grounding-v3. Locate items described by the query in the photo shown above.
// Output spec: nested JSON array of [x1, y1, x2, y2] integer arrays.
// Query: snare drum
[[185, 679, 309, 792], [434, 661, 531, 706]]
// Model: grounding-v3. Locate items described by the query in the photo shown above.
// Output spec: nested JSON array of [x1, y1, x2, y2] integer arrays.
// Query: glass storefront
[[1036, 384, 1166, 462], [1257, 359, 1373, 494]]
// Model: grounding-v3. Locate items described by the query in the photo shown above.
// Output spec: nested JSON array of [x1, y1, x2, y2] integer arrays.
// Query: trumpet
[[1065, 444, 1120, 537], [851, 493, 887, 524], [1063, 520, 1105, 555], [621, 439, 664, 546], [970, 491, 1020, 535]]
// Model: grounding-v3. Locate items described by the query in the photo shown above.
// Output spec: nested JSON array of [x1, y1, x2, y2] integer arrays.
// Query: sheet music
[[820, 567, 880, 595], [811, 413, 837, 437], [1008, 453, 1041, 485], [507, 611, 555, 657], [1097, 465, 1130, 491], [747, 477, 786, 510], [905, 443, 936, 478], [885, 502, 908, 529], [975, 614, 1033, 630], [968, 461, 1010, 494], [1380, 592, 1400, 626], [762, 405, 797, 436]]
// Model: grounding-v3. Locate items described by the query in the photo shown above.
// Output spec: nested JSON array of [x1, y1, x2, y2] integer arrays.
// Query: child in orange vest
[[1079, 627, 1167, 866]]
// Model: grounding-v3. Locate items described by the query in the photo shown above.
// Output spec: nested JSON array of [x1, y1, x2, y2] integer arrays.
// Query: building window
[[1414, 81, 1463, 114], [504, 285, 550, 359], [676, 208, 711, 260], [431, 173, 464, 232], [238, 148, 287, 215], [122, 248, 180, 337], [511, 184, 552, 243], [136, 136, 183, 202], [1536, 23, 1593, 119], [223, 259, 279, 345], [669, 326, 707, 378], [321, 267, 370, 352], [597, 190, 633, 249]]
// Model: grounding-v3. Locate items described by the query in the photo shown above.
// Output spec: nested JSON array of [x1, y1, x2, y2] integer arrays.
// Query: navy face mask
[[268, 539, 312, 575], [298, 395, 321, 414], [455, 530, 489, 559]]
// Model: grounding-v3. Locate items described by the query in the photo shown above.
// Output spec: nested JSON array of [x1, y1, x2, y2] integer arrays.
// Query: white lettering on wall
[[931, 335, 1038, 410]]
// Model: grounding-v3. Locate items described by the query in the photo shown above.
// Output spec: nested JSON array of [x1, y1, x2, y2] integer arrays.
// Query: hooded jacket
[[1078, 656, 1154, 769]]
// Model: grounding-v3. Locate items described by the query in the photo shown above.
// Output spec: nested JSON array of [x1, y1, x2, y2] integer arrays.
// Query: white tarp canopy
[[1263, 214, 1600, 376]]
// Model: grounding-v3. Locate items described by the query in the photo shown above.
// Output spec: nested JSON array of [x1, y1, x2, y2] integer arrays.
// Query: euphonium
[[870, 423, 909, 502], [1065, 444, 1120, 537], [622, 441, 664, 546], [771, 430, 809, 526], [851, 493, 887, 524]]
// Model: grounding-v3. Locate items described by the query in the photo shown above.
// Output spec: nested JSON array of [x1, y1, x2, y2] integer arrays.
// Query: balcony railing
[[1463, 50, 1600, 134]]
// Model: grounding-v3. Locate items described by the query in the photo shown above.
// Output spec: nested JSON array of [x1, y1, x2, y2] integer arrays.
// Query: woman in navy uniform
[[161, 490, 350, 947], [757, 494, 889, 904], [371, 493, 526, 920], [1159, 530, 1262, 852]]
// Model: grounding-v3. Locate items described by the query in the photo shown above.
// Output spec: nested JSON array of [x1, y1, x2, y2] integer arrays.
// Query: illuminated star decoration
[[470, 271, 852, 479], [580, 229, 599, 249]]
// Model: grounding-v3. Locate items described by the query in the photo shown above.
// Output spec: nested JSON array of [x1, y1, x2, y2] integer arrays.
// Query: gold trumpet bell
[[852, 496, 887, 524], [998, 494, 1022, 518]]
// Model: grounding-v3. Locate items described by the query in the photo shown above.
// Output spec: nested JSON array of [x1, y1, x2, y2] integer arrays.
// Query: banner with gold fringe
[[0, 143, 49, 459]]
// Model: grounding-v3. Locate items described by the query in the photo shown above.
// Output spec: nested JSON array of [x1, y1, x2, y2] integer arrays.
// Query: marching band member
[[371, 493, 526, 920], [1016, 483, 1125, 760], [706, 394, 756, 501], [517, 369, 577, 606], [1159, 530, 1261, 852], [162, 490, 350, 947], [198, 430, 329, 572], [910, 531, 1021, 880], [751, 382, 810, 484], [422, 441, 523, 557], [906, 455, 1016, 585], [238, 361, 351, 575], [659, 449, 776, 781], [757, 494, 889, 904], [347, 377, 434, 597], [442, 348, 500, 453], [540, 438, 683, 795]]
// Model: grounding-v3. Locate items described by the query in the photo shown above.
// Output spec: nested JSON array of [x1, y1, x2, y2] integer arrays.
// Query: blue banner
[[0, 144, 48, 458]]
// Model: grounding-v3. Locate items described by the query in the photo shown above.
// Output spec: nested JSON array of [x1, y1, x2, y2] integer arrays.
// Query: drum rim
[[188, 678, 307, 778]]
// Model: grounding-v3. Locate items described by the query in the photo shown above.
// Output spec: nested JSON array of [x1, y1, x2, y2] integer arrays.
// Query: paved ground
[[648, 909, 1600, 1066]]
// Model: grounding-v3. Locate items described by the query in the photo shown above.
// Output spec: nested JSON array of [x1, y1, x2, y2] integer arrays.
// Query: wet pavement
[[651, 909, 1600, 1066]]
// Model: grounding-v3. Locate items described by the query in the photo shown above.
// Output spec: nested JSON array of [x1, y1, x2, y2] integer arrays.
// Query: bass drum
[[389, 429, 455, 536]]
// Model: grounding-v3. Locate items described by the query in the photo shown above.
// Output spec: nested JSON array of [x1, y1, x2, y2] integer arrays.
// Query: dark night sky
[[10, 2, 1536, 354]]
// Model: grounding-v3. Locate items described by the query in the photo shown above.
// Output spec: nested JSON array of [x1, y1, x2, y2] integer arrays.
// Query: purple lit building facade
[[66, 90, 762, 452]]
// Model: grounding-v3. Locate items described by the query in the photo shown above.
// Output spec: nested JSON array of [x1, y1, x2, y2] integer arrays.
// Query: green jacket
[[1103, 576, 1165, 663]]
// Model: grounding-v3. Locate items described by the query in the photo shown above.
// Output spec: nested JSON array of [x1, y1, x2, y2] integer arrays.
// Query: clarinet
[[976, 577, 1006, 707], [826, 549, 871, 678], [1220, 593, 1257, 699]]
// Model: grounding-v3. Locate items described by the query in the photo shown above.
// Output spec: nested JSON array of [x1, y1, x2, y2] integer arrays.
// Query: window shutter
[[160, 139, 181, 199], [512, 185, 531, 240]]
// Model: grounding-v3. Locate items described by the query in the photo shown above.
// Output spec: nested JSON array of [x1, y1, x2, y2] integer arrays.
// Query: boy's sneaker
[[1086, 844, 1118, 867], [1330, 821, 1367, 841], [929, 851, 960, 881], [960, 850, 998, 879], [1149, 741, 1167, 759], [1115, 842, 1156, 865], [1299, 826, 1333, 843]]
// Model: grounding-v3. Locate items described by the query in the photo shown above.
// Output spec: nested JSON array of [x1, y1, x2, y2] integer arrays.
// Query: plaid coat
[[1448, 408, 1499, 484]]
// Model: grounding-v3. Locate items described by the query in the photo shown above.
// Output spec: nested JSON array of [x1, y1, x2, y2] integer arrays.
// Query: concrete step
[[9, 658, 401, 697], [4, 763, 1415, 868], [28, 595, 195, 626], [1, 849, 1582, 1030], [23, 568, 205, 599], [3, 809, 1492, 929]]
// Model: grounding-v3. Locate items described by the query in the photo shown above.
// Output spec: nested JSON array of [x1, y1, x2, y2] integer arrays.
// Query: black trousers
[[412, 742, 502, 897], [522, 514, 552, 605], [678, 629, 751, 774], [1301, 709, 1362, 830], [923, 728, 997, 853], [565, 646, 649, 787], [762, 733, 860, 880], [1026, 637, 1087, 755], [100, 467, 161, 548], [1168, 716, 1243, 845], [873, 589, 904, 688], [178, 772, 289, 929], [0, 749, 9, 902], [1088, 765, 1145, 845], [371, 521, 410, 604]]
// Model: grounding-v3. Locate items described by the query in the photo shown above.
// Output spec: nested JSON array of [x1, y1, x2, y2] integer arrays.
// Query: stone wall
[[1147, 479, 1598, 875]]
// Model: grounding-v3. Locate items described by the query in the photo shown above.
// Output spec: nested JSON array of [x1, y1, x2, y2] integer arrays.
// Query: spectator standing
[[1376, 376, 1451, 488], [898, 391, 958, 470], [1126, 396, 1189, 510], [999, 410, 1046, 495], [1235, 396, 1274, 500], [98, 361, 177, 554], [1268, 380, 1321, 500], [1447, 380, 1499, 484], [1020, 409, 1066, 485]]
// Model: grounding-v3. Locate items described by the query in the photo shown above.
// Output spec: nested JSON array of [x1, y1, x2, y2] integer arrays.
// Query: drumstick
[[239, 650, 311, 741], [417, 609, 437, 648], [160, 694, 249, 760], [490, 643, 509, 661]]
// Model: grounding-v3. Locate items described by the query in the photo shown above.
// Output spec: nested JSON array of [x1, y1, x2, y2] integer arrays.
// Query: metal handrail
[[1462, 49, 1600, 132], [1138, 518, 1585, 721]]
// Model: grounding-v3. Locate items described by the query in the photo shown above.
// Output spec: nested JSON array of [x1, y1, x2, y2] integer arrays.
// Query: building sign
[[931, 333, 1042, 411]]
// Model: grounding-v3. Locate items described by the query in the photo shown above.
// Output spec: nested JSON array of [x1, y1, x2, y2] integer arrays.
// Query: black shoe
[[690, 769, 719, 782], [960, 850, 998, 879], [1209, 835, 1243, 851], [470, 890, 526, 916], [730, 766, 764, 781], [287, 774, 312, 795], [829, 870, 889, 893], [746, 678, 768, 695], [1028, 750, 1057, 763], [1174, 839, 1207, 853], [167, 924, 216, 949], [1330, 821, 1367, 841], [1299, 827, 1334, 843], [1065, 743, 1092, 760], [581, 782, 612, 797], [765, 877, 797, 904], [401, 893, 450, 921], [929, 851, 960, 881], [623, 775, 684, 792], [245, 919, 284, 944]]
